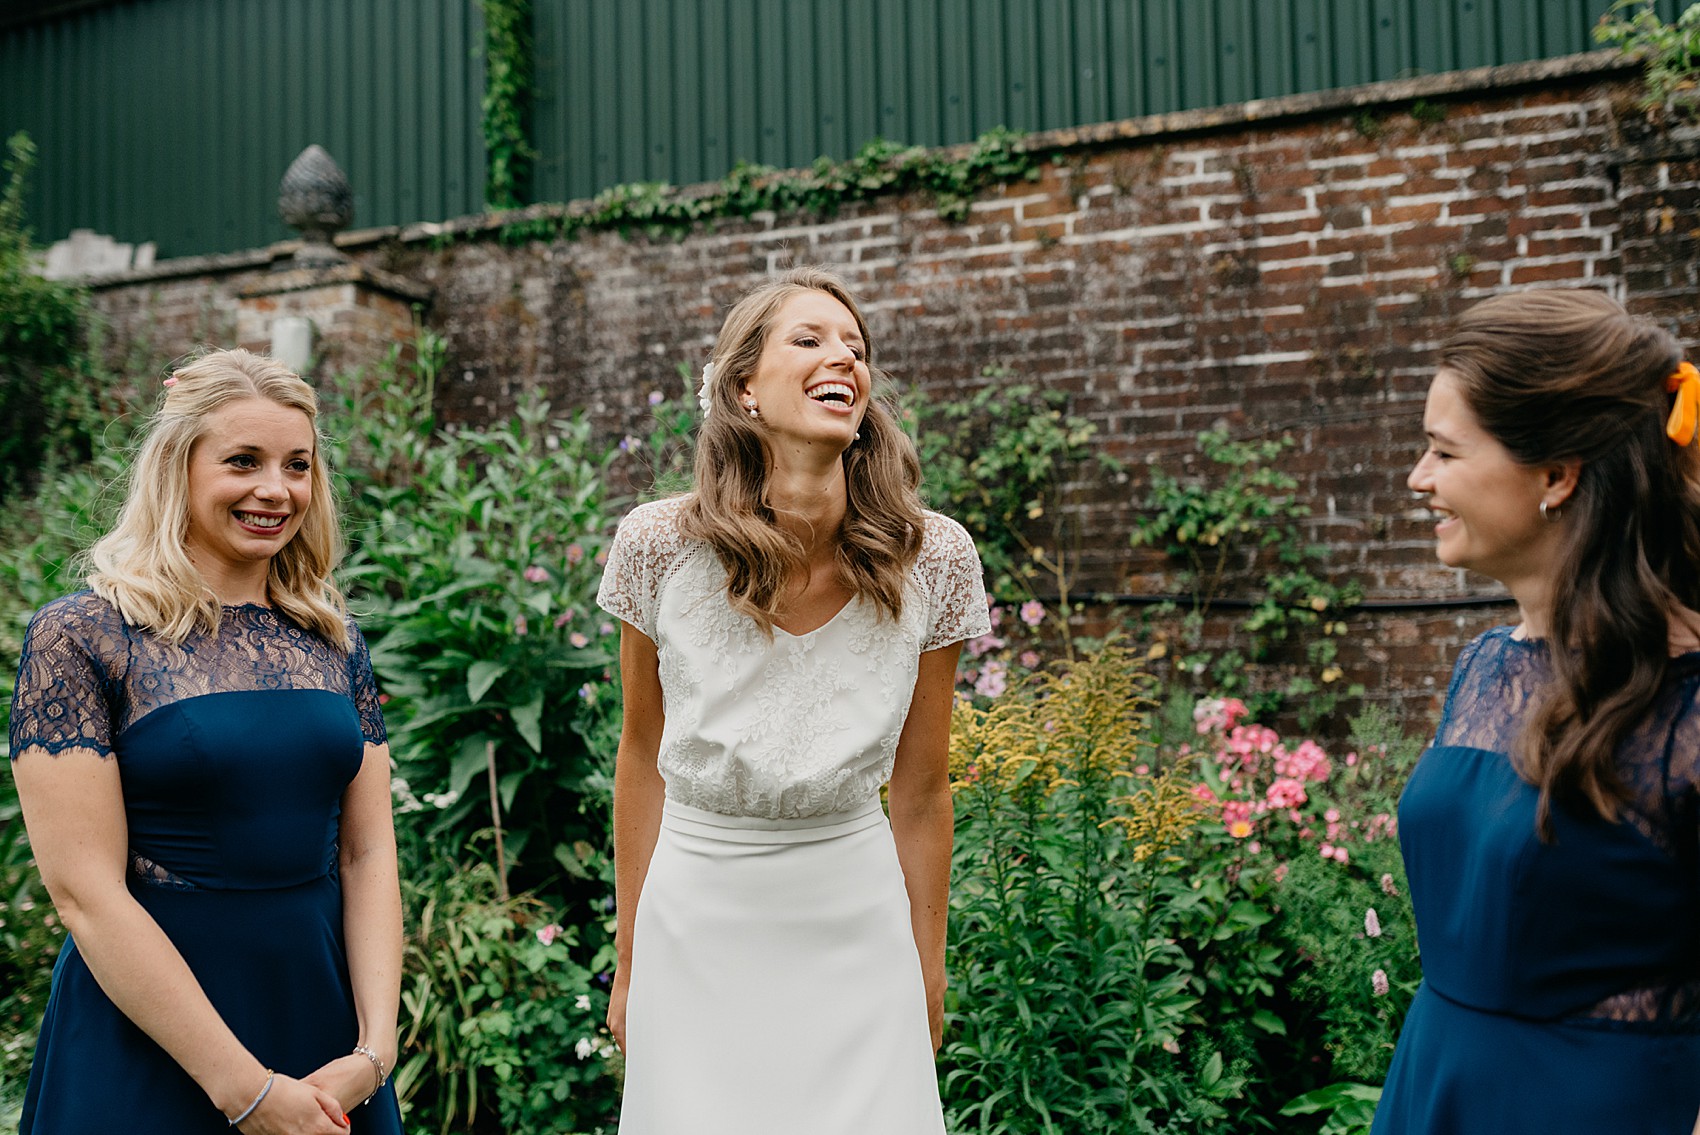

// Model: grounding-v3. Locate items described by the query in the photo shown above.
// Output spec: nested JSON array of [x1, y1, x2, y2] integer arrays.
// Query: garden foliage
[[0, 331, 1420, 1133]]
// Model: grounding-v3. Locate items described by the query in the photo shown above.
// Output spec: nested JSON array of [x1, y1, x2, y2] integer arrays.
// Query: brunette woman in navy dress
[[9, 350, 404, 1134], [1377, 291, 1700, 1134]]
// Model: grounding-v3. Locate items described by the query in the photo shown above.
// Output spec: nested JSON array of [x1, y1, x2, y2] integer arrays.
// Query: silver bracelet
[[352, 1044, 389, 1102], [227, 1069, 275, 1127]]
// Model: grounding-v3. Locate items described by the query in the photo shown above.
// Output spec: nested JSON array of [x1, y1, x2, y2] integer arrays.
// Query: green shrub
[[941, 645, 1260, 1134], [395, 849, 617, 1135], [0, 133, 104, 502]]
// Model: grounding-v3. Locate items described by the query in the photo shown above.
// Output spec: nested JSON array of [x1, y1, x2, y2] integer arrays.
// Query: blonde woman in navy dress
[[1377, 291, 1700, 1133], [9, 350, 403, 1133], [596, 268, 989, 1134]]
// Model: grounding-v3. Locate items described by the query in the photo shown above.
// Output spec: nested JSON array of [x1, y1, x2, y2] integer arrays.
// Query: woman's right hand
[[235, 1073, 349, 1134], [607, 967, 631, 1052]]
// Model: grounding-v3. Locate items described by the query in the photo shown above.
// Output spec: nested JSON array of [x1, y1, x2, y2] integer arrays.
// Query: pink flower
[[1372, 969, 1390, 997], [1346, 751, 1359, 767], [1248, 840, 1261, 854], [536, 923, 563, 946], [965, 633, 1005, 658], [565, 543, 586, 565], [1134, 763, 1149, 775], [1265, 777, 1308, 809], [1227, 819, 1253, 839], [648, 390, 664, 406], [1019, 600, 1045, 627], [1324, 808, 1341, 823], [974, 660, 1008, 699], [554, 612, 572, 628], [1364, 908, 1382, 938], [570, 632, 590, 648], [1320, 843, 1335, 859], [1380, 873, 1399, 897], [1273, 863, 1289, 883], [600, 622, 614, 635], [1221, 801, 1253, 829], [513, 615, 528, 637], [1019, 650, 1041, 669], [1192, 784, 1218, 805], [594, 550, 608, 566], [1332, 846, 1350, 864], [162, 375, 179, 388], [523, 565, 548, 583]]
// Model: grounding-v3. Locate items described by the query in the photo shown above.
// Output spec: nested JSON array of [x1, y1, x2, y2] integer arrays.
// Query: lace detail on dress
[[9, 592, 388, 758], [129, 849, 197, 891], [1432, 626, 1700, 1026], [596, 502, 990, 818]]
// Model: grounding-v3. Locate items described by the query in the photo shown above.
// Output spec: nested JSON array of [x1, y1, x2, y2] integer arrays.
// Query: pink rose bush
[[1188, 696, 1397, 868]]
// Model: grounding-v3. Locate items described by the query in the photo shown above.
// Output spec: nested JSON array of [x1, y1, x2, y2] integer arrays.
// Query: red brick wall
[[86, 57, 1700, 735]]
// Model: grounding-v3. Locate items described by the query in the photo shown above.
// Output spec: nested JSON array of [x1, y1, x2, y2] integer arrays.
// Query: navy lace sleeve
[[8, 594, 118, 759], [346, 620, 388, 746]]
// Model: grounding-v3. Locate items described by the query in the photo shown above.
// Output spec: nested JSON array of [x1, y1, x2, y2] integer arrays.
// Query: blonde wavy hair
[[86, 348, 350, 649], [681, 267, 927, 633]]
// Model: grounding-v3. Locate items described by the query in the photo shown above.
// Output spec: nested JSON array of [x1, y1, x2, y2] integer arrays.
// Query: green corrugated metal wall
[[0, 0, 1679, 258], [0, 0, 486, 258], [530, 0, 1677, 203]]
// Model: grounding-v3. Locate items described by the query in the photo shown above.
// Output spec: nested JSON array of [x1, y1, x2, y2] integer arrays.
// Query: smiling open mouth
[[235, 511, 287, 529], [807, 382, 856, 407]]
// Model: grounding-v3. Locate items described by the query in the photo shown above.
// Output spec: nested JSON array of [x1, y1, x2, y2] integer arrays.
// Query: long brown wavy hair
[[86, 349, 350, 649], [1440, 290, 1698, 834], [681, 267, 926, 634]]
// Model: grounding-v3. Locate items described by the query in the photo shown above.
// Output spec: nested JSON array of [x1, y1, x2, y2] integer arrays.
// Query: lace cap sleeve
[[920, 513, 992, 652], [346, 619, 388, 746], [8, 593, 118, 759], [596, 498, 690, 641]]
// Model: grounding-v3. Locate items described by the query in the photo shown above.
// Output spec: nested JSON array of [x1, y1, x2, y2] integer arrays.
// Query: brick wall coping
[[82, 48, 1637, 291]]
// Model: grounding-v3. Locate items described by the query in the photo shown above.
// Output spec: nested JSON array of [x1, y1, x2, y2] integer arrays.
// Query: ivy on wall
[[480, 0, 535, 209], [1596, 0, 1700, 113], [483, 128, 1041, 246]]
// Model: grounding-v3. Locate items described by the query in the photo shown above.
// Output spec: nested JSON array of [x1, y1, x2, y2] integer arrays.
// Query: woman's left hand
[[924, 968, 946, 1052], [302, 1054, 383, 1115]]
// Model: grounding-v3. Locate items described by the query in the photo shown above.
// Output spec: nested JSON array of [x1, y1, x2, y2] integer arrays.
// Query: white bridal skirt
[[618, 798, 946, 1135]]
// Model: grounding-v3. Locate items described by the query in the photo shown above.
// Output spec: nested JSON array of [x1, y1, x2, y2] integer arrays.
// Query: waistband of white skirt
[[660, 797, 887, 843]]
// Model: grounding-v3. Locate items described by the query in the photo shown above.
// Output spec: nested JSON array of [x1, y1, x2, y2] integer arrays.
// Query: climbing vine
[[488, 128, 1041, 245], [479, 0, 534, 209], [1596, 0, 1700, 113]]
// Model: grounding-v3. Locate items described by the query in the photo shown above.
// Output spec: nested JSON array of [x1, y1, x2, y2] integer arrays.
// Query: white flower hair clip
[[697, 361, 716, 418]]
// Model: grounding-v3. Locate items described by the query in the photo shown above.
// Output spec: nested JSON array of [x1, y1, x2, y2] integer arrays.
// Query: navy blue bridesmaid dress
[[1375, 627, 1700, 1135], [8, 592, 404, 1134]]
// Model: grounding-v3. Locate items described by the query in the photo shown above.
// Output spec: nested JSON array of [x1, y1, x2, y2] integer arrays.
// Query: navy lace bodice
[[1411, 626, 1700, 1025], [9, 590, 386, 759]]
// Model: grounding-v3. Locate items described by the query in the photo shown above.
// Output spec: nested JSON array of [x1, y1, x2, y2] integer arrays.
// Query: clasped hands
[[233, 1052, 387, 1134]]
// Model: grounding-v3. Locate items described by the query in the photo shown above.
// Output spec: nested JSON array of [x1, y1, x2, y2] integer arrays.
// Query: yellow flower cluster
[[1106, 769, 1203, 863], [950, 643, 1196, 856]]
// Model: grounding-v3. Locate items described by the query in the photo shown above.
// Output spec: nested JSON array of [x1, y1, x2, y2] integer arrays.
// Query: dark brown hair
[[1440, 289, 1698, 833], [681, 267, 926, 633]]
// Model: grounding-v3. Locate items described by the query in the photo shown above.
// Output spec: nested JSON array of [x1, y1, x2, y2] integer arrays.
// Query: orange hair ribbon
[[1667, 361, 1700, 446]]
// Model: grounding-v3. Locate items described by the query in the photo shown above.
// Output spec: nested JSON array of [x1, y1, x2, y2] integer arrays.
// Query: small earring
[[853, 431, 862, 442], [1540, 501, 1561, 522], [744, 402, 759, 418]]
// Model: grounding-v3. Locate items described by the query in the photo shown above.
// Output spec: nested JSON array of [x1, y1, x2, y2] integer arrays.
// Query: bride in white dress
[[596, 267, 989, 1135]]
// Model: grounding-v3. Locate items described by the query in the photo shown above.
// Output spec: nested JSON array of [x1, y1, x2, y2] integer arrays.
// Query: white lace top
[[596, 497, 990, 819]]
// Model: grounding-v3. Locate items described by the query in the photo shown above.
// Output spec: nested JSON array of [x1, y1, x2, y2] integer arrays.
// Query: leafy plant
[[325, 334, 621, 901], [0, 132, 103, 502], [1596, 0, 1700, 113], [907, 374, 1109, 654], [488, 129, 1042, 244], [940, 644, 1261, 1134], [395, 849, 618, 1134], [479, 0, 535, 209], [1132, 430, 1361, 725]]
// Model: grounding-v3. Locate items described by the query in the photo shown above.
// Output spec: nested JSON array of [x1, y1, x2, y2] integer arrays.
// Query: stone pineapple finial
[[278, 144, 353, 266]]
